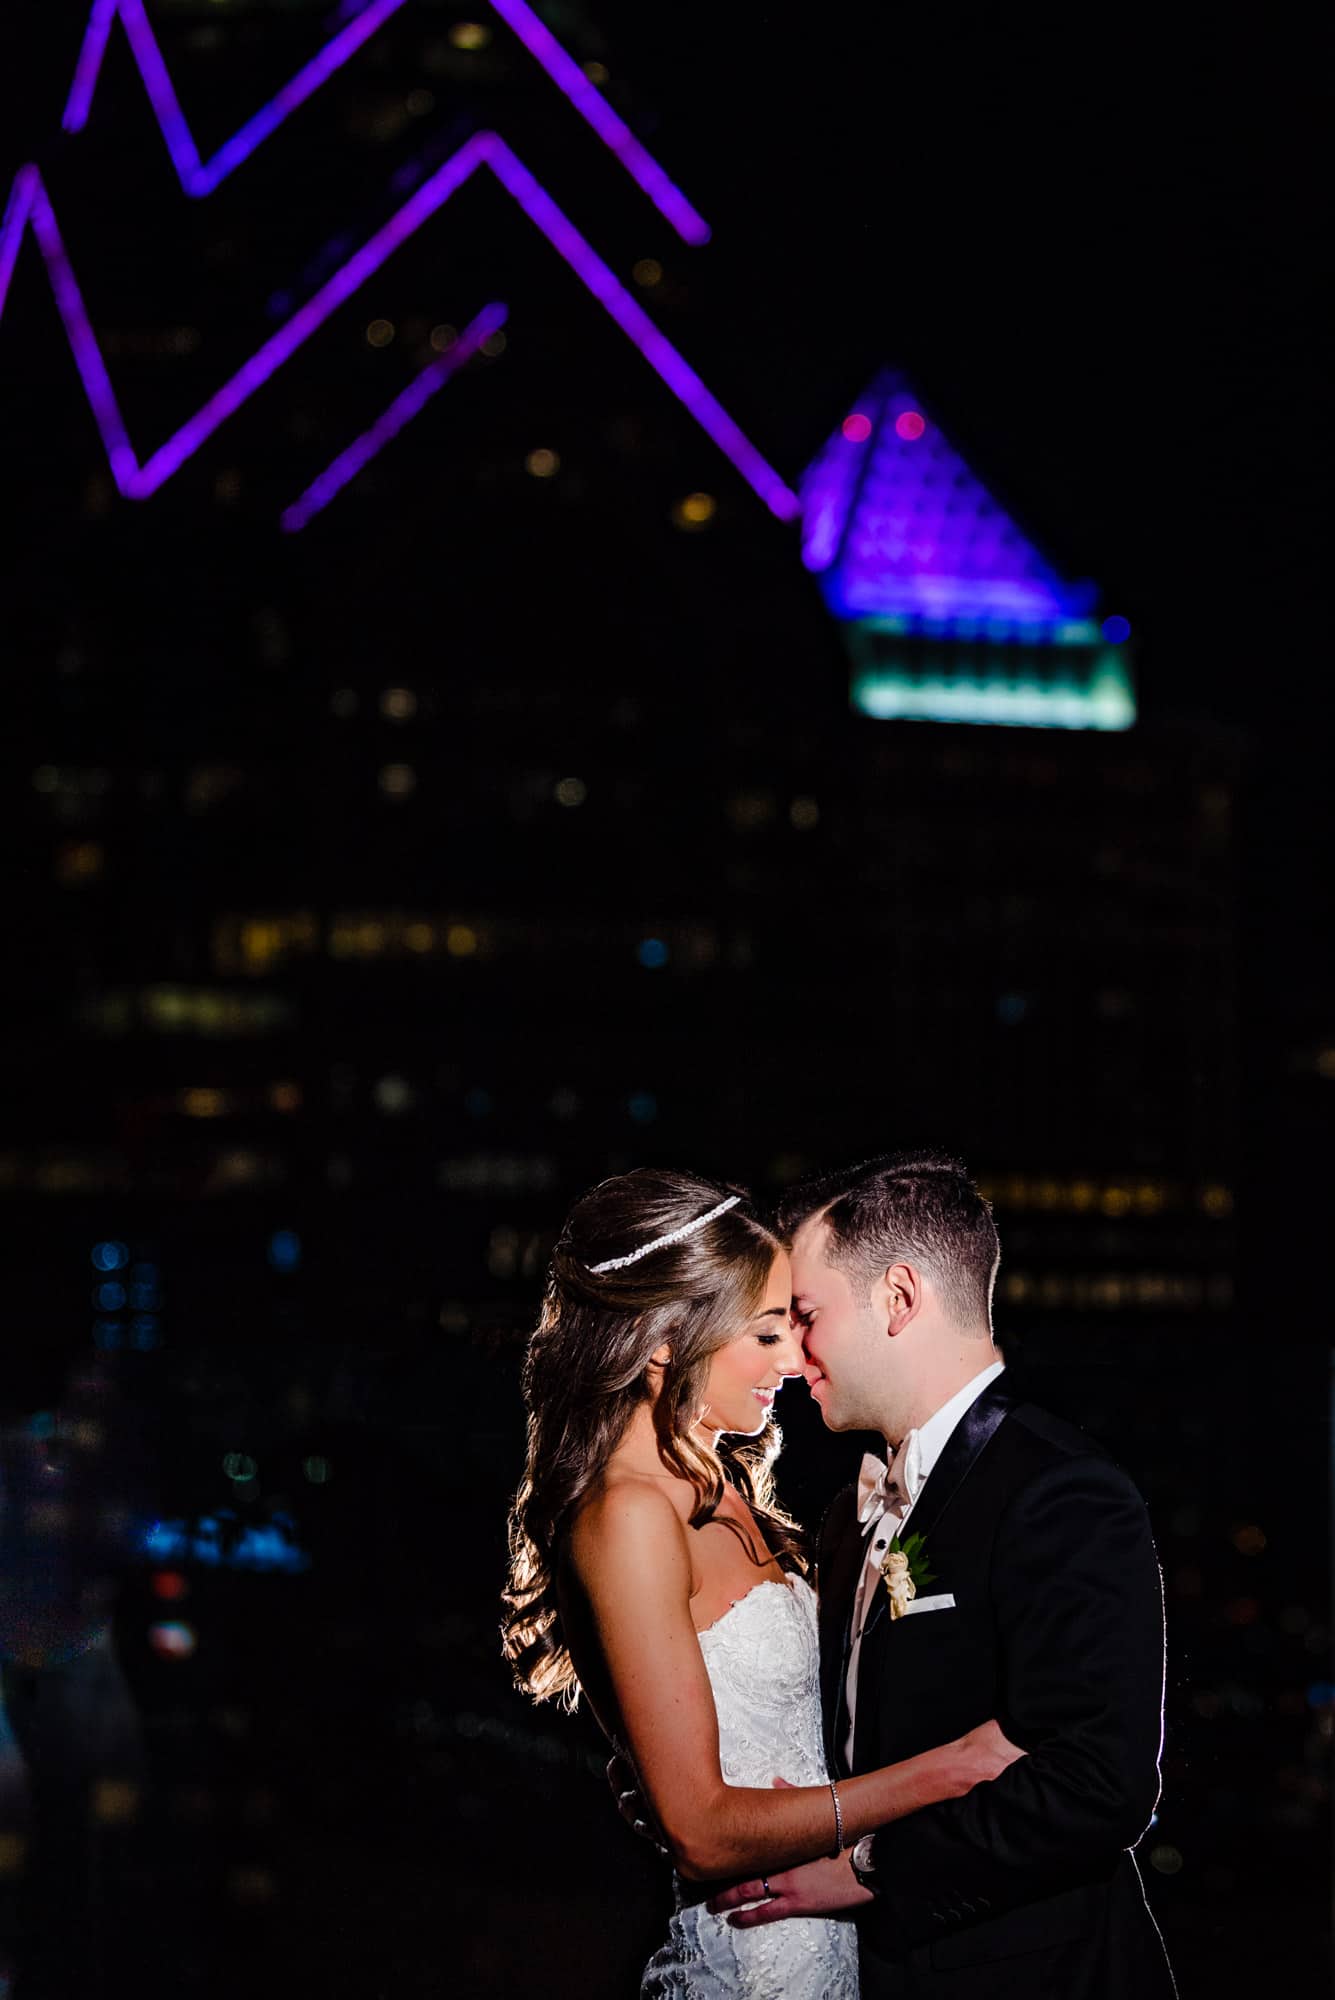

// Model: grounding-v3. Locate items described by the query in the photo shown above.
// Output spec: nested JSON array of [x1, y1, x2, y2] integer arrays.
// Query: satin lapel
[[858, 1382, 1017, 1647], [817, 1484, 865, 1773]]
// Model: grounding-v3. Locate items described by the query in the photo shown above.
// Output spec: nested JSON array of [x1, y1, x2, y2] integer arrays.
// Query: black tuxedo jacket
[[817, 1382, 1177, 1998]]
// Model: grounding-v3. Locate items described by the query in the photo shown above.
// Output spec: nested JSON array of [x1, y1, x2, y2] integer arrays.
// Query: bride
[[502, 1170, 1022, 1997]]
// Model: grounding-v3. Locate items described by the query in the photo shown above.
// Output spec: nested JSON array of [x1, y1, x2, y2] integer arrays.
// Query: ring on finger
[[762, 1878, 772, 1898]]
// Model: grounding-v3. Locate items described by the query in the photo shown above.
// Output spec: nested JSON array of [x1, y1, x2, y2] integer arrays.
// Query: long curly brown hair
[[502, 1168, 809, 1708]]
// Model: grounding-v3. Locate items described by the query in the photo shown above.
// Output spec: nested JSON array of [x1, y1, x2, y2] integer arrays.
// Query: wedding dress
[[640, 1577, 860, 1999]]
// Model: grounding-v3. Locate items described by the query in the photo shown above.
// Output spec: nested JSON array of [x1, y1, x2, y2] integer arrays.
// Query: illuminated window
[[728, 791, 775, 830], [672, 492, 716, 531], [179, 1088, 230, 1118], [212, 912, 318, 977], [185, 765, 243, 811], [380, 688, 417, 721], [373, 1075, 415, 1115], [55, 840, 104, 885]]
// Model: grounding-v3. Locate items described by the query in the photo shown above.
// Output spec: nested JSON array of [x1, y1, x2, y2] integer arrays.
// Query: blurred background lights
[[373, 1074, 415, 1114], [380, 687, 417, 720], [446, 923, 478, 957], [223, 1453, 258, 1483], [632, 258, 663, 288], [303, 1455, 332, 1484], [583, 59, 609, 83], [1149, 1845, 1184, 1876], [894, 409, 926, 441], [151, 1571, 190, 1602], [267, 1228, 301, 1272], [180, 1087, 227, 1118], [429, 323, 457, 352], [449, 21, 491, 49], [91, 1780, 141, 1827], [95, 1281, 127, 1311], [365, 318, 395, 348], [627, 1092, 658, 1124], [130, 1316, 160, 1350], [841, 413, 872, 443], [554, 776, 587, 807], [405, 88, 434, 116], [92, 1240, 129, 1271], [672, 492, 716, 530], [636, 937, 669, 969], [378, 763, 416, 797], [480, 328, 507, 357], [149, 1622, 197, 1661], [525, 447, 560, 478], [1102, 614, 1132, 643]]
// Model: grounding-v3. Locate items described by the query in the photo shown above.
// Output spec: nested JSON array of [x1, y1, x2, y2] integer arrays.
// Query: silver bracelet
[[829, 1779, 844, 1857]]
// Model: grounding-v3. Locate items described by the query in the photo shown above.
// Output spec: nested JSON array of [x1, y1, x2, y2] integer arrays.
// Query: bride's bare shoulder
[[567, 1469, 693, 1584]]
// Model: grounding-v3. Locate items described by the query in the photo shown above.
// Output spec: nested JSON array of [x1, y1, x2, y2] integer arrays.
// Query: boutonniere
[[879, 1531, 936, 1619]]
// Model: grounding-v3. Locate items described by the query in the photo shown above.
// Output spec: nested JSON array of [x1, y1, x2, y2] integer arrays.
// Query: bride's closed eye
[[755, 1332, 786, 1348]]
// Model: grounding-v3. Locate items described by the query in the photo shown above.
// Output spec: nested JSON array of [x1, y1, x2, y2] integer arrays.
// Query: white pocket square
[[900, 1592, 956, 1616]]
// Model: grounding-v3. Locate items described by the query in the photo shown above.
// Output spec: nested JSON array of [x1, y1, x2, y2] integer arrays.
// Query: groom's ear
[[877, 1261, 923, 1335]]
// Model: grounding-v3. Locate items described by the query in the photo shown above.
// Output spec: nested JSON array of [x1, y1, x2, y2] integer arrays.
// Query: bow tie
[[856, 1432, 924, 1527]]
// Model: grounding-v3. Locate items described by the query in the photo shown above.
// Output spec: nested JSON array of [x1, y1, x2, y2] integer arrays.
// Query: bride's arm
[[571, 1483, 1009, 1883]]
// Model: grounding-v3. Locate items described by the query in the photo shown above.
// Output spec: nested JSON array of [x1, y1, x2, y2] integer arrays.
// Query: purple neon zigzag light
[[0, 139, 797, 518], [61, 0, 710, 240], [279, 301, 508, 533]]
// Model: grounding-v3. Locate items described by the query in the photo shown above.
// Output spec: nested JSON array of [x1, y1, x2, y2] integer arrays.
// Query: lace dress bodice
[[640, 1577, 859, 1999]]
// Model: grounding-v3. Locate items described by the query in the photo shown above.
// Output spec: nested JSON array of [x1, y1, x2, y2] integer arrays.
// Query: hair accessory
[[590, 1194, 741, 1273]]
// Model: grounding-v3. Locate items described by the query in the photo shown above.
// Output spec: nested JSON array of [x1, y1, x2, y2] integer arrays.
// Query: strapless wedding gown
[[640, 1576, 860, 1999]]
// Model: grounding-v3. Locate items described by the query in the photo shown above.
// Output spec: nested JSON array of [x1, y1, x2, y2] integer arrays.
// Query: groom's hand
[[707, 1851, 872, 1927]]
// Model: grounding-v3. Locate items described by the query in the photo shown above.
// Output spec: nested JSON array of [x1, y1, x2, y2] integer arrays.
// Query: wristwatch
[[849, 1834, 879, 1892]]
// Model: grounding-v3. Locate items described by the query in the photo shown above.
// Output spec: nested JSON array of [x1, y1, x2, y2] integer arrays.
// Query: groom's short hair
[[777, 1151, 1000, 1331]]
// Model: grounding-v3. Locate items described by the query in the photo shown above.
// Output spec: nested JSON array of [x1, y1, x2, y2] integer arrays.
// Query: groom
[[711, 1151, 1177, 1997]]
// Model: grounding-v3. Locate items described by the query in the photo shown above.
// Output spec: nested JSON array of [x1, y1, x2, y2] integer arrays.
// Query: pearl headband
[[589, 1195, 741, 1273]]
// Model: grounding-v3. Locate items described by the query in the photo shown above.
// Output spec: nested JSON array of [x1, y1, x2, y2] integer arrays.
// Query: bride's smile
[[693, 1254, 804, 1440]]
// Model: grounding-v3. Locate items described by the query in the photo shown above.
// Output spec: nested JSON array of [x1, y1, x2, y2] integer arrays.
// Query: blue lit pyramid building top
[[801, 371, 1135, 730]]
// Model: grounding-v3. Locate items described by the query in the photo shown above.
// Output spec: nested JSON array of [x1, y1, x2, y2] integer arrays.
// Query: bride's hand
[[708, 1849, 872, 1927], [606, 1752, 669, 1856], [953, 1717, 1026, 1791]]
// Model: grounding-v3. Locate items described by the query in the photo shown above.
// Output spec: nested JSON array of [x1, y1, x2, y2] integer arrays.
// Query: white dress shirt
[[843, 1360, 1005, 1769]]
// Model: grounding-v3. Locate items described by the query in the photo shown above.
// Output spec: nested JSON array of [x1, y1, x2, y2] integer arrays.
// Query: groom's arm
[[863, 1452, 1166, 1949]]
